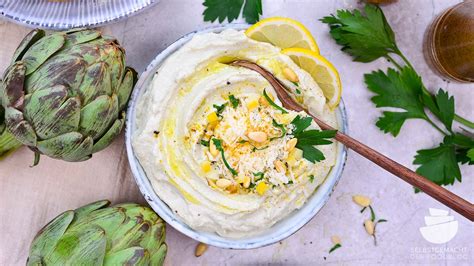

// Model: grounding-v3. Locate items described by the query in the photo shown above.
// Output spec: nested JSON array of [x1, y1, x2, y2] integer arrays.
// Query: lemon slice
[[246, 17, 319, 53], [282, 48, 342, 109]]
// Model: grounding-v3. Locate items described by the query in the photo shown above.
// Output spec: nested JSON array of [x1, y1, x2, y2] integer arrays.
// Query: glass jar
[[423, 0, 474, 83]]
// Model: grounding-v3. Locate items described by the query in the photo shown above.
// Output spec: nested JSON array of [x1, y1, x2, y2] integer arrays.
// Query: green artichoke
[[27, 200, 167, 266], [0, 28, 136, 163]]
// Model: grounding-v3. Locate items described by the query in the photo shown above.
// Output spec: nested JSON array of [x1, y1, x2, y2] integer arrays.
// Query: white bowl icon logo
[[419, 208, 458, 244]]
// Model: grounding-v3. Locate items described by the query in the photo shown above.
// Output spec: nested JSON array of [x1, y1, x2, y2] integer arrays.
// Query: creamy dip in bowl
[[126, 25, 347, 249]]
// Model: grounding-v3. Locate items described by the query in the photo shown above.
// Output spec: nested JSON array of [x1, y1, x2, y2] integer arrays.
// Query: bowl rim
[[0, 0, 160, 30], [125, 24, 348, 249]]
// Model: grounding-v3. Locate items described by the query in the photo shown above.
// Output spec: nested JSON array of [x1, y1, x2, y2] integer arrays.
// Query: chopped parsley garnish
[[308, 175, 315, 183], [290, 115, 336, 163], [202, 0, 262, 24], [249, 172, 264, 188], [270, 119, 287, 140], [287, 180, 294, 185], [212, 138, 238, 176], [295, 88, 301, 94], [253, 172, 264, 180], [263, 89, 288, 114], [329, 243, 341, 253], [252, 145, 269, 152], [229, 94, 240, 108], [200, 139, 210, 147], [213, 103, 227, 116]]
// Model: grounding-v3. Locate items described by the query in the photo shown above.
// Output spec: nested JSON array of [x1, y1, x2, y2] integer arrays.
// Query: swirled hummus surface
[[133, 29, 338, 238]]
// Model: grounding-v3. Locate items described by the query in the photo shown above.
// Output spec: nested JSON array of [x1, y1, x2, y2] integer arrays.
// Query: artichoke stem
[[0, 129, 23, 160]]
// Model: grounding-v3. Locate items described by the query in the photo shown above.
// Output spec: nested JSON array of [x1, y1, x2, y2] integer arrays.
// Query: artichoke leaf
[[64, 29, 101, 48], [5, 107, 37, 146], [79, 94, 118, 140], [37, 132, 93, 161], [24, 85, 81, 140], [45, 225, 106, 266], [92, 114, 124, 153], [104, 247, 150, 266], [26, 254, 42, 266], [109, 214, 152, 253], [150, 244, 167, 266], [72, 200, 111, 223], [0, 127, 23, 160], [108, 48, 125, 90], [79, 62, 112, 106], [3, 62, 26, 109], [117, 67, 137, 111], [28, 211, 74, 261], [118, 204, 159, 223], [11, 29, 45, 64], [22, 32, 65, 76], [69, 207, 126, 241], [61, 42, 102, 65], [25, 55, 86, 94], [140, 218, 166, 252]]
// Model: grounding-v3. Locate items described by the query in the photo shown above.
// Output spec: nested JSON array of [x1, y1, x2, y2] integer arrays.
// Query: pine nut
[[352, 195, 371, 207], [195, 242, 208, 257], [209, 141, 219, 157], [216, 178, 232, 189], [283, 67, 299, 82], [243, 176, 250, 188], [258, 96, 269, 106], [227, 184, 238, 194], [364, 219, 375, 235], [248, 131, 267, 143], [286, 138, 298, 151], [274, 160, 286, 173]]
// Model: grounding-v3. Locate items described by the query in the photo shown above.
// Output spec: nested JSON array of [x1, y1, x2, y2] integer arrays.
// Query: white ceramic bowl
[[125, 25, 348, 249]]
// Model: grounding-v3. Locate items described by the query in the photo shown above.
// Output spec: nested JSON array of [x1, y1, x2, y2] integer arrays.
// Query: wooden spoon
[[230, 60, 474, 221]]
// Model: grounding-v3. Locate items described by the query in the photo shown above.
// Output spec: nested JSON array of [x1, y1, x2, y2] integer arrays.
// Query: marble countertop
[[0, 0, 472, 265]]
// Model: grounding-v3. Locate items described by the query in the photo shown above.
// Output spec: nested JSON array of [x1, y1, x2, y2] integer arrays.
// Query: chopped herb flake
[[329, 243, 342, 253], [263, 89, 288, 114], [200, 140, 210, 147], [271, 119, 287, 140], [212, 138, 238, 176], [213, 103, 227, 115], [229, 94, 240, 108]]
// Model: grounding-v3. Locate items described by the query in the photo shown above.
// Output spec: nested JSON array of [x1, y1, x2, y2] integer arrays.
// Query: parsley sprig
[[203, 0, 262, 24], [322, 4, 474, 189], [290, 115, 337, 163]]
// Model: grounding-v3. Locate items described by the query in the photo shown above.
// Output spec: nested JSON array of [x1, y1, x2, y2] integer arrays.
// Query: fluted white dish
[[0, 0, 159, 30]]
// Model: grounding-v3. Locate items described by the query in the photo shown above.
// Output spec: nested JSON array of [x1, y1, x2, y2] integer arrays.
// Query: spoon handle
[[230, 60, 474, 221]]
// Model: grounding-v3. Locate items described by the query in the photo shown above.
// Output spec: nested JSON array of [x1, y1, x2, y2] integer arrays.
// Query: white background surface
[[0, 0, 472, 265]]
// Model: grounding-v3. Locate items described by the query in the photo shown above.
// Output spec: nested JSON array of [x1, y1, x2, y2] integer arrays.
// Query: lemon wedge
[[282, 48, 342, 109], [246, 17, 319, 53]]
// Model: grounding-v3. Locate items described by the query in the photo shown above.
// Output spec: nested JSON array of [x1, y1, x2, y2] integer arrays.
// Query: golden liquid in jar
[[424, 1, 474, 83]]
